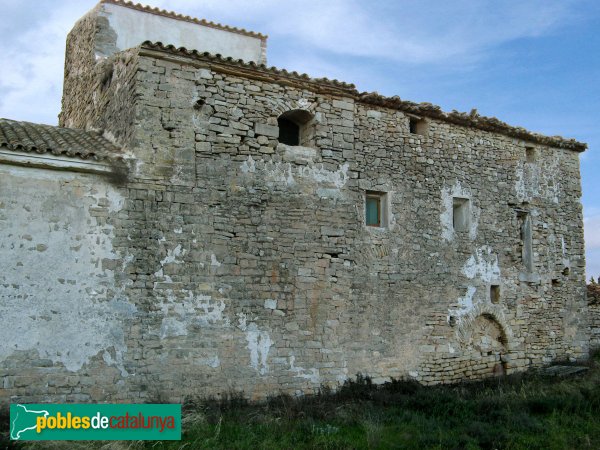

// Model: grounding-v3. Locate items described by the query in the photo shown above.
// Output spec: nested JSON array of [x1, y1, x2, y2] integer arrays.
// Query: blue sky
[[1, 0, 599, 279]]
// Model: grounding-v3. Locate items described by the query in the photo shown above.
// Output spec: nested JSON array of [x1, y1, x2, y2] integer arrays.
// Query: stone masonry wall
[[588, 285, 600, 350], [591, 304, 600, 350], [1, 44, 589, 404], [60, 7, 139, 151], [0, 164, 134, 404]]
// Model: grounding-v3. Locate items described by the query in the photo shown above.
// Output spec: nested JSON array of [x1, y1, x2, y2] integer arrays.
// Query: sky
[[1, 0, 599, 279]]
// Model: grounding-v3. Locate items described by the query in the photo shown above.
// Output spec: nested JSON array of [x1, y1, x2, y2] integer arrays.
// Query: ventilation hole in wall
[[325, 252, 340, 258], [562, 267, 570, 276], [490, 285, 500, 304], [194, 99, 206, 110], [552, 278, 560, 287], [448, 316, 457, 327]]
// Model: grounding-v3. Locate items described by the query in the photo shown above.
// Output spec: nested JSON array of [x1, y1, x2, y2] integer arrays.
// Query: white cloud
[[156, 0, 578, 64], [0, 1, 98, 124], [0, 0, 583, 125]]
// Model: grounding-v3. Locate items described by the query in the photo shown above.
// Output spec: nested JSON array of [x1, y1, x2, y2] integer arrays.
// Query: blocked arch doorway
[[469, 314, 508, 376]]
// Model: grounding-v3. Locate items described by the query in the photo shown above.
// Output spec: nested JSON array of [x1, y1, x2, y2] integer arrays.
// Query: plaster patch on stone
[[260, 162, 295, 186], [296, 98, 310, 109], [0, 167, 135, 374], [462, 246, 501, 282], [195, 355, 220, 368], [289, 355, 320, 383], [237, 312, 248, 331], [155, 290, 229, 340], [451, 286, 477, 317], [264, 299, 277, 310], [245, 323, 272, 375], [210, 254, 222, 267], [297, 163, 349, 188], [191, 292, 228, 326], [121, 252, 134, 271], [515, 155, 563, 203], [160, 244, 185, 266], [240, 155, 256, 174], [281, 144, 317, 164], [316, 188, 344, 199], [240, 156, 349, 189], [160, 316, 188, 338], [469, 205, 481, 240], [90, 187, 125, 213], [336, 367, 349, 383]]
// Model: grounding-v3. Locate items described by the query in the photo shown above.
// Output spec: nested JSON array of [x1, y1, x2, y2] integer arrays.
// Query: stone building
[[0, 0, 591, 403]]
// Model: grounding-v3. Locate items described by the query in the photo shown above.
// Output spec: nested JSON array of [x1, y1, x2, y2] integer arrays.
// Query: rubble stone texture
[[587, 284, 600, 349], [0, 1, 591, 403]]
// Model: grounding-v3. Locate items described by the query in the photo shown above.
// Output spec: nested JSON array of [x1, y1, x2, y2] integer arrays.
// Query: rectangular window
[[366, 194, 381, 227], [490, 285, 500, 304], [365, 191, 387, 227], [409, 117, 428, 135], [525, 146, 536, 163], [452, 197, 470, 232]]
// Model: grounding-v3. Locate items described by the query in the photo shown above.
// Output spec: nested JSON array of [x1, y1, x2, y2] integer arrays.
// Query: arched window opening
[[277, 110, 314, 147], [278, 117, 299, 146]]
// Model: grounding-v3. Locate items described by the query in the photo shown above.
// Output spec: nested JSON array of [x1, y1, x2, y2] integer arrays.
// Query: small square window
[[490, 285, 500, 304], [452, 197, 470, 232], [365, 191, 387, 227], [525, 146, 535, 163], [409, 117, 427, 135], [277, 110, 315, 147]]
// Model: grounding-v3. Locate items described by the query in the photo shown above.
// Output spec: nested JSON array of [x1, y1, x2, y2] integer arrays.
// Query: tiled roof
[[140, 42, 587, 152], [0, 119, 122, 161], [101, 0, 267, 40], [141, 41, 356, 90], [357, 93, 588, 152]]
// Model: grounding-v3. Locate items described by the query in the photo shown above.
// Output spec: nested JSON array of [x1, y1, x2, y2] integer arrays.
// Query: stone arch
[[467, 313, 508, 376], [269, 97, 317, 118]]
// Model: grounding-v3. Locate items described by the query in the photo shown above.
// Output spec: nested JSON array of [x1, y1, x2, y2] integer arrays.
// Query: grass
[[4, 353, 600, 450]]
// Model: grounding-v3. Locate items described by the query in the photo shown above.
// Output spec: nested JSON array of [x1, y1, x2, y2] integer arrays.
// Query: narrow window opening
[[526, 146, 536, 163], [409, 117, 427, 135], [452, 197, 470, 232], [490, 285, 500, 304], [365, 191, 387, 228], [517, 210, 534, 272], [552, 278, 560, 287], [193, 98, 206, 110], [562, 267, 570, 276]]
